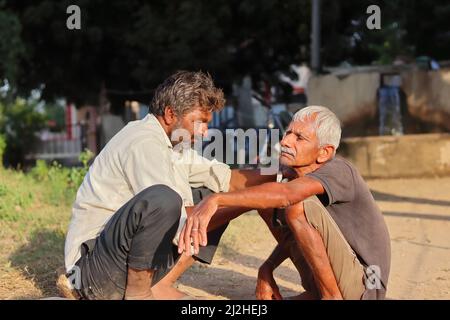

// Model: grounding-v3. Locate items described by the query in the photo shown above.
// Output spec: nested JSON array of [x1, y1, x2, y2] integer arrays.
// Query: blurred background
[[0, 0, 449, 168], [0, 0, 449, 300]]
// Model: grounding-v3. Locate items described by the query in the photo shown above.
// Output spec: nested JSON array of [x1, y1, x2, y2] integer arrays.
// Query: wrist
[[209, 193, 221, 206]]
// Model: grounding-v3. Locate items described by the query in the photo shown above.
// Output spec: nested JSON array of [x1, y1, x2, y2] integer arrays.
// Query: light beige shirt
[[64, 114, 231, 271]]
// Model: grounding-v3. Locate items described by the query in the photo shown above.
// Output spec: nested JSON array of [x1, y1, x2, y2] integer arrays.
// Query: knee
[[285, 196, 324, 229], [285, 201, 308, 228], [302, 197, 324, 229], [139, 185, 183, 222]]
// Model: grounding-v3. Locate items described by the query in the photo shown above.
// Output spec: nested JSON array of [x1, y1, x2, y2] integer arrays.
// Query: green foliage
[[2, 0, 450, 102], [0, 97, 46, 167], [42, 101, 66, 132], [0, 3, 24, 83], [29, 149, 93, 206], [30, 160, 71, 206], [0, 149, 92, 251], [0, 134, 6, 167], [68, 149, 94, 190], [0, 177, 34, 222]]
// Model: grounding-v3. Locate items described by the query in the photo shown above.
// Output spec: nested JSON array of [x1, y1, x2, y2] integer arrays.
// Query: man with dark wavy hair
[[63, 71, 276, 300]]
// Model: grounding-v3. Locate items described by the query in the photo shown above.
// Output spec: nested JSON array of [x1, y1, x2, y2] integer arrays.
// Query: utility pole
[[311, 0, 321, 73]]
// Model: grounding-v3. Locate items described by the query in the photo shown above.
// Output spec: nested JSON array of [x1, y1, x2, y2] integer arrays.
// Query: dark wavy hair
[[149, 71, 225, 116]]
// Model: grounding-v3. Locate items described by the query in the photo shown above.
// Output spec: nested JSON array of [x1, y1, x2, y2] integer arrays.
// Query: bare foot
[[125, 267, 154, 300], [151, 282, 190, 300]]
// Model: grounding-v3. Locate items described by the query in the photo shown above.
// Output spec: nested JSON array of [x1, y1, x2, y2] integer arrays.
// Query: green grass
[[0, 163, 79, 299]]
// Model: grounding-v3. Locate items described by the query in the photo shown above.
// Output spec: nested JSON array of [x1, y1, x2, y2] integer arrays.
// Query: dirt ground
[[176, 177, 450, 300], [1, 177, 449, 300]]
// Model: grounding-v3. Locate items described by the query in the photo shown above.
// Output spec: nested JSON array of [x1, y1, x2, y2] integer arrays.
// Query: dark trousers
[[74, 185, 228, 300]]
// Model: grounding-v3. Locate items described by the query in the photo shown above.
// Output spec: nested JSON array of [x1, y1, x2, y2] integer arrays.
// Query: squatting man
[[62, 71, 280, 300], [178, 106, 391, 300]]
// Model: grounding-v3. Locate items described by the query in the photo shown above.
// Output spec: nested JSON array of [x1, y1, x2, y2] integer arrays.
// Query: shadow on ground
[[9, 229, 65, 298], [219, 245, 302, 285], [179, 242, 303, 299], [180, 264, 300, 299], [371, 190, 450, 207], [371, 190, 450, 221]]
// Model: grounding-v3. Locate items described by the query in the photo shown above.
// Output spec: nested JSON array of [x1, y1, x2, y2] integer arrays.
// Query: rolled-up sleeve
[[187, 149, 231, 193]]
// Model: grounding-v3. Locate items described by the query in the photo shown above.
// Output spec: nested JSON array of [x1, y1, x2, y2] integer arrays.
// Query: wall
[[339, 133, 450, 178], [307, 67, 450, 132]]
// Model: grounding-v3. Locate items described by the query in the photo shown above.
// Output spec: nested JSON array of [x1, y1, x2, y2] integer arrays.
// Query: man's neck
[[293, 162, 323, 177], [154, 114, 178, 147], [155, 115, 171, 136]]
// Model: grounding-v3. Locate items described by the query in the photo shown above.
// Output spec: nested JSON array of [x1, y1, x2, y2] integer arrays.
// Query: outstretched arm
[[228, 169, 277, 192], [218, 176, 324, 209], [178, 177, 324, 255]]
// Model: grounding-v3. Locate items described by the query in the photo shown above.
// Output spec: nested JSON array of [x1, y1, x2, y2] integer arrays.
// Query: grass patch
[[0, 153, 93, 298]]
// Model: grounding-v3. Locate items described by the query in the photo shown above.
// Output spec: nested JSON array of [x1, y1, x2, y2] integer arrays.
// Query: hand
[[177, 195, 219, 256], [255, 263, 283, 300]]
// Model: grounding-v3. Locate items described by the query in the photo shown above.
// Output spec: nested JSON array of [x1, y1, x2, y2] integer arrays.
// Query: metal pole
[[311, 0, 321, 73]]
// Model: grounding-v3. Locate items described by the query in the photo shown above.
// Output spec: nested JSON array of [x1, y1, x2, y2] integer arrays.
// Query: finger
[[191, 218, 200, 255], [184, 217, 194, 256], [199, 219, 208, 247], [177, 222, 186, 254]]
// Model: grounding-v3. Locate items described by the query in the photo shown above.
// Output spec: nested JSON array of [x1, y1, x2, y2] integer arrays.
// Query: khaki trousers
[[279, 196, 366, 300]]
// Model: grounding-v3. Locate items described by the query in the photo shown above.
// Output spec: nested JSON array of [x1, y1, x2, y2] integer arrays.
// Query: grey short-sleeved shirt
[[306, 156, 391, 299]]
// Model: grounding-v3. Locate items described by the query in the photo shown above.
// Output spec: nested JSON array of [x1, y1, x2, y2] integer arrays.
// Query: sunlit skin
[[279, 119, 327, 174], [158, 105, 212, 145], [178, 115, 344, 300]]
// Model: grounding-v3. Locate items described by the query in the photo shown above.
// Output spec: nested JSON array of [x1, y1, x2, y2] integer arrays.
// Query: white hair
[[292, 106, 342, 155]]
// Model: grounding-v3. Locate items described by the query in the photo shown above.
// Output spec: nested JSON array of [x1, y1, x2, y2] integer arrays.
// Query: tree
[[2, 0, 450, 105], [0, 3, 24, 88]]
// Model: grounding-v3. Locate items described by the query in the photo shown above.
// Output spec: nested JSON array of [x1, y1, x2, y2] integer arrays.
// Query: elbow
[[279, 185, 295, 208], [281, 185, 308, 207]]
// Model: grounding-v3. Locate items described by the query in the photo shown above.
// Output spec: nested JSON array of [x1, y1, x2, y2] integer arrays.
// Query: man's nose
[[280, 134, 291, 148]]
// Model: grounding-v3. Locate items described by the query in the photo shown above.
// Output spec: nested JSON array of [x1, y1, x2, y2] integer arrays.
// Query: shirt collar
[[143, 113, 173, 149]]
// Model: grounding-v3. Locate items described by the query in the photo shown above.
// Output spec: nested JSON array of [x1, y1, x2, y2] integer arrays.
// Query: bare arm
[[216, 176, 325, 209], [228, 169, 277, 192], [256, 242, 290, 300], [178, 177, 324, 255]]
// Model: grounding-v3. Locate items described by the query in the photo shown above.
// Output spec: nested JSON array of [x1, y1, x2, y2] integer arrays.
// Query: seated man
[[178, 106, 391, 300], [62, 71, 276, 300]]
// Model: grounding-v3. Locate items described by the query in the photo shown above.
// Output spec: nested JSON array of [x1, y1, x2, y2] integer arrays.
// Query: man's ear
[[162, 106, 178, 125], [317, 145, 335, 163]]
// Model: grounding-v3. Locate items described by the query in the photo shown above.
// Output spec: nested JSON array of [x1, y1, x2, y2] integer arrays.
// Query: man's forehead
[[288, 119, 316, 136], [185, 107, 212, 120]]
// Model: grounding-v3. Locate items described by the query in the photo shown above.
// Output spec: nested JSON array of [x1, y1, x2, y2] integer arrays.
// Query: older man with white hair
[[178, 106, 391, 300]]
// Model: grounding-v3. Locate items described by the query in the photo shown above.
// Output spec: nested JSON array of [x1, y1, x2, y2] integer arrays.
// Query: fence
[[26, 124, 85, 161]]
